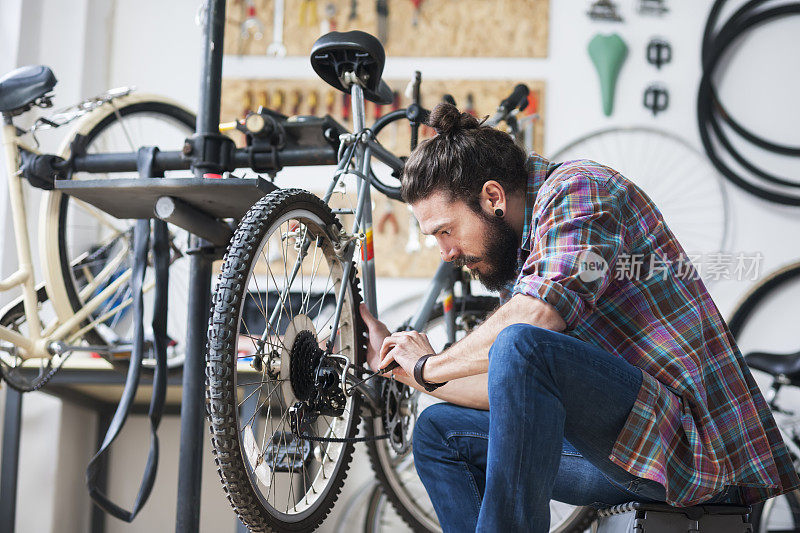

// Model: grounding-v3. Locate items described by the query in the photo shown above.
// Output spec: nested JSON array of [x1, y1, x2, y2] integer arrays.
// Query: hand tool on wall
[[411, 0, 424, 26], [646, 38, 672, 69], [349, 0, 358, 21], [587, 0, 623, 22], [389, 90, 401, 150], [325, 90, 336, 116], [406, 207, 422, 253], [241, 0, 265, 41], [464, 93, 477, 116], [643, 83, 669, 116], [242, 89, 254, 118], [588, 33, 628, 116], [639, 0, 669, 16], [267, 0, 287, 56], [341, 92, 351, 122], [300, 0, 319, 27], [377, 0, 389, 43], [290, 89, 303, 115], [320, 3, 337, 34], [271, 88, 286, 114], [442, 94, 456, 106], [308, 90, 319, 115], [257, 90, 269, 111], [377, 202, 399, 234]]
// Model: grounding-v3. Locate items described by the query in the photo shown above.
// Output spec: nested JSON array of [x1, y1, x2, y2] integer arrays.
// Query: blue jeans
[[412, 324, 741, 533]]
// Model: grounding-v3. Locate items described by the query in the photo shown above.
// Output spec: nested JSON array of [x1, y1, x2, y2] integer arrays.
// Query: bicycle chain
[[0, 350, 74, 393]]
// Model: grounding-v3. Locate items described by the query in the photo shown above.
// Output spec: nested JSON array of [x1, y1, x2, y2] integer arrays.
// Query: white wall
[[1, 0, 798, 531]]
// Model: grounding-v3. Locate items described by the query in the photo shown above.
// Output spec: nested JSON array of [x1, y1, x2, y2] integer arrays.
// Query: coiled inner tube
[[697, 0, 800, 205]]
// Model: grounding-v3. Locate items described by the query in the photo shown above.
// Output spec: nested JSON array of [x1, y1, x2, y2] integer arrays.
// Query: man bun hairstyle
[[400, 102, 529, 210], [428, 103, 481, 136]]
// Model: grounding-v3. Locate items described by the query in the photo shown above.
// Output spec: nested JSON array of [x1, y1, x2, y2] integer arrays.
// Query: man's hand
[[359, 304, 409, 378], [379, 330, 435, 379]]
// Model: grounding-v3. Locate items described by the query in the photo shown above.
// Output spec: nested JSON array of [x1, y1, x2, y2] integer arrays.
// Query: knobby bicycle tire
[[206, 188, 368, 532]]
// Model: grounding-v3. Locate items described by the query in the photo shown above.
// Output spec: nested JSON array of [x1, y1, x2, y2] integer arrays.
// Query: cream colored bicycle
[[0, 65, 196, 390]]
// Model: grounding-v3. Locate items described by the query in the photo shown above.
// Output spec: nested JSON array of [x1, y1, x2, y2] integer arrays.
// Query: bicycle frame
[[0, 114, 137, 359], [264, 82, 468, 356]]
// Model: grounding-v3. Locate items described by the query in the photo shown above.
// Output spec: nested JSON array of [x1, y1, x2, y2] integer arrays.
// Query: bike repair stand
[[176, 1, 230, 531]]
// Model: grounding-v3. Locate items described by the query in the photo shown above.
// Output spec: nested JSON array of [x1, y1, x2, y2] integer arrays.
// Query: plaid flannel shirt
[[499, 153, 800, 506]]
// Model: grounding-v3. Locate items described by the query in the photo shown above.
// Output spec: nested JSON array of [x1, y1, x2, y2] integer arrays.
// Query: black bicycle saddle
[[310, 31, 393, 105], [0, 65, 57, 114], [745, 350, 800, 383]]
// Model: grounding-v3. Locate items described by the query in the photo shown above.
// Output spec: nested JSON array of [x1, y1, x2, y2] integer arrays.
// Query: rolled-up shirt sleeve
[[512, 173, 625, 330]]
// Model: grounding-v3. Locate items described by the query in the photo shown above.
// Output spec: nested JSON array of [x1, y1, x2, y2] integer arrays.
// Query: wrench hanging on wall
[[267, 0, 287, 56]]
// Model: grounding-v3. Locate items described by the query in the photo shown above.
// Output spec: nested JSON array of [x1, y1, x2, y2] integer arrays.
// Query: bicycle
[[205, 30, 594, 532], [0, 66, 197, 390], [726, 260, 800, 532]]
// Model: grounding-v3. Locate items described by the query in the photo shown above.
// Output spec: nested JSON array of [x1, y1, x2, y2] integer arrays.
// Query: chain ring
[[381, 379, 416, 454]]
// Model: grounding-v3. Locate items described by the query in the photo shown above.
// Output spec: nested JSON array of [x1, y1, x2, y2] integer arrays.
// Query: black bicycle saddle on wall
[[310, 31, 393, 105], [0, 65, 57, 114]]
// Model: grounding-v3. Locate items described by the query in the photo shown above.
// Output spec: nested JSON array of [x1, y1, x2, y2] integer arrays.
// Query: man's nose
[[440, 245, 459, 262]]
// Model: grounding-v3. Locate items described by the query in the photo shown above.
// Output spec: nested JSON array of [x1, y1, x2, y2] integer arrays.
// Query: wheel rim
[[230, 209, 359, 519], [550, 127, 731, 285], [59, 107, 194, 368]]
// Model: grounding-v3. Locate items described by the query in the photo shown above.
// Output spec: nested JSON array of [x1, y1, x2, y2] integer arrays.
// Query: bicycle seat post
[[343, 75, 379, 315]]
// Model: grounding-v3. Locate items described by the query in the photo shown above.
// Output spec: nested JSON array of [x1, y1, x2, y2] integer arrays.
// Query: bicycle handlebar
[[485, 84, 530, 128]]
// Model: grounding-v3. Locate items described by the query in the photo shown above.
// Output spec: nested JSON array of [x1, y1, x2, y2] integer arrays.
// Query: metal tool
[[267, 0, 287, 57], [377, 0, 389, 43], [411, 0, 424, 26], [299, 0, 319, 27], [320, 2, 337, 34], [241, 0, 264, 41]]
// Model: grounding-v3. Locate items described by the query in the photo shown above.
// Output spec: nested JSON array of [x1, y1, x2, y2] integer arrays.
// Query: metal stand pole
[[0, 388, 23, 533], [174, 1, 226, 530], [175, 238, 214, 533], [174, 239, 213, 531]]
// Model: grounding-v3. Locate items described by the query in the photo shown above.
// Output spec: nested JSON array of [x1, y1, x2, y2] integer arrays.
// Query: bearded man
[[358, 103, 799, 532]]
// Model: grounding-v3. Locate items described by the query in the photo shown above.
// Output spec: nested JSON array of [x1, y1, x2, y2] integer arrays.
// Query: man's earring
[[494, 208, 504, 217]]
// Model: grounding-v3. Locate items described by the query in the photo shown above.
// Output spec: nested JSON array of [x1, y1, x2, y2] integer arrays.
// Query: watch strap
[[414, 353, 448, 392]]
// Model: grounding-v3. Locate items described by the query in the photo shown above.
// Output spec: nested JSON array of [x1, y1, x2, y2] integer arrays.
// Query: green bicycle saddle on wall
[[588, 33, 628, 116]]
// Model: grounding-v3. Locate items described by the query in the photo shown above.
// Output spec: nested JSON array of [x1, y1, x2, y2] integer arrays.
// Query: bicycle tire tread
[[206, 188, 367, 532]]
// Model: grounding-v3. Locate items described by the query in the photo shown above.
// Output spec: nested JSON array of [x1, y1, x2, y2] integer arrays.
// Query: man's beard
[[453, 210, 520, 292]]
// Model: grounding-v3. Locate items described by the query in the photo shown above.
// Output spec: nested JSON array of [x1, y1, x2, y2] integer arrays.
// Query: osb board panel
[[225, 0, 549, 58], [221, 77, 545, 156]]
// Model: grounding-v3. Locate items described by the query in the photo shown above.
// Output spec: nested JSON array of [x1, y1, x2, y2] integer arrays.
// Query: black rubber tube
[[697, 0, 800, 205]]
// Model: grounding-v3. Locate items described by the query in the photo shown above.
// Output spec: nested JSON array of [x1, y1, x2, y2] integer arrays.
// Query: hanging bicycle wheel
[[207, 188, 367, 531], [41, 94, 195, 370], [550, 127, 731, 281], [364, 293, 595, 533]]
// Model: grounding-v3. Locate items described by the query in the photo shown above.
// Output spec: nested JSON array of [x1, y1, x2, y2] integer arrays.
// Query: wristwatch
[[414, 354, 449, 392]]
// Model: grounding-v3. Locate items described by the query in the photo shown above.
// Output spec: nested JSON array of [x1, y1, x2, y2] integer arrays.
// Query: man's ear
[[480, 180, 507, 216]]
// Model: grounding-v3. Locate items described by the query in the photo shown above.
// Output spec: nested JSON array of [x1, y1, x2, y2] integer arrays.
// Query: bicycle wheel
[[550, 127, 731, 277], [206, 188, 367, 532], [40, 94, 195, 370], [364, 294, 596, 533], [726, 261, 800, 532]]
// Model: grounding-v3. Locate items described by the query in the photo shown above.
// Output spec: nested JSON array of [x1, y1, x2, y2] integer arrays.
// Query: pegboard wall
[[220, 77, 545, 155], [225, 0, 549, 57], [220, 77, 545, 276]]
